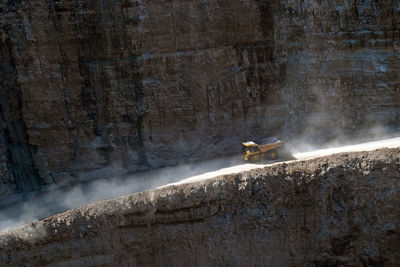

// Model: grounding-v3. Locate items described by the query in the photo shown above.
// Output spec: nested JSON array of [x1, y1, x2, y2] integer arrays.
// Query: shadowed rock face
[[0, 148, 399, 266], [0, 0, 399, 198]]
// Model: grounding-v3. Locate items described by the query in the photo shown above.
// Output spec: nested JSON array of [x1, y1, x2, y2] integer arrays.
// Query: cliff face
[[1, 148, 399, 266], [0, 0, 399, 198]]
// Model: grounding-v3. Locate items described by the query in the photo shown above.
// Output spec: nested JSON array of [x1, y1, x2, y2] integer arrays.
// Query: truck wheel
[[267, 150, 278, 160], [251, 154, 261, 162]]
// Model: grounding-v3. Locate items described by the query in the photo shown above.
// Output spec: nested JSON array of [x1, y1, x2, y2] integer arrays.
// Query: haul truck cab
[[242, 140, 284, 162]]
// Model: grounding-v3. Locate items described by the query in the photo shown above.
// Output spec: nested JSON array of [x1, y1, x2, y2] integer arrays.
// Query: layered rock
[[0, 147, 399, 266], [0, 0, 399, 198]]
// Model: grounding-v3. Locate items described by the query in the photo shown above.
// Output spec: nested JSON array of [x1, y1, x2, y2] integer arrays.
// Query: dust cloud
[[0, 156, 242, 232], [1, 131, 399, 232]]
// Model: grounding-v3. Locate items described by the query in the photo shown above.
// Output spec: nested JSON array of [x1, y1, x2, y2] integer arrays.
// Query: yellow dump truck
[[242, 140, 284, 161]]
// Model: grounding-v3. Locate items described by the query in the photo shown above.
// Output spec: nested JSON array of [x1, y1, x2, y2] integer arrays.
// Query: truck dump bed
[[257, 141, 284, 152]]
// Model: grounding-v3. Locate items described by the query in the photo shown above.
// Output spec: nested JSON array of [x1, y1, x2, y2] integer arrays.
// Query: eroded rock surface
[[0, 0, 399, 199], [0, 147, 399, 266]]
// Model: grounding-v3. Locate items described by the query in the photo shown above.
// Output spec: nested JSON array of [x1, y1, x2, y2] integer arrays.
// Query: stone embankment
[[0, 147, 399, 266]]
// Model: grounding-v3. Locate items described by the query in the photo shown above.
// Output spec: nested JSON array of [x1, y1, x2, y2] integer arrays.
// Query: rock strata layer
[[0, 147, 399, 266], [0, 0, 399, 198]]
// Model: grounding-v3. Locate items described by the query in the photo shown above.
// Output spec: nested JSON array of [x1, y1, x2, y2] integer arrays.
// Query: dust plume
[[1, 128, 399, 232], [0, 155, 242, 232]]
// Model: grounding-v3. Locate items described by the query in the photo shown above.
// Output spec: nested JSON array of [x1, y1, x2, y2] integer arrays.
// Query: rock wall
[[0, 147, 399, 266], [0, 0, 399, 198]]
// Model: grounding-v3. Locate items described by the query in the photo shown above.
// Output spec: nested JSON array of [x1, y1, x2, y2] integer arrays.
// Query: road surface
[[1, 135, 399, 231]]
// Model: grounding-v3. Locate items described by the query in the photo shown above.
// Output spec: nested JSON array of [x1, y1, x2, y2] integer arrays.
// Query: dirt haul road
[[0, 135, 399, 231], [164, 136, 400, 187]]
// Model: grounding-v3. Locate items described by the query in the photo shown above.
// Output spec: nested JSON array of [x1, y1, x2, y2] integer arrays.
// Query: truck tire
[[267, 150, 278, 160], [250, 154, 261, 162]]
